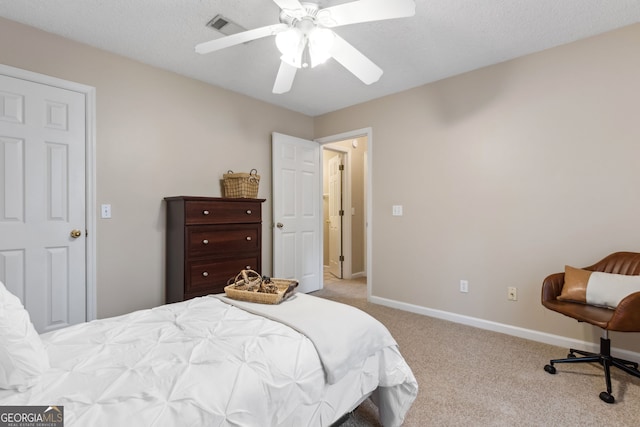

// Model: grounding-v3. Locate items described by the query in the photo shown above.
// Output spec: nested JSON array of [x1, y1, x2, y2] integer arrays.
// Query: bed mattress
[[0, 295, 417, 426]]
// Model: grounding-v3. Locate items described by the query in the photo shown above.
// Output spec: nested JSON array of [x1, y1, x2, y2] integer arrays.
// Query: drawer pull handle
[[202, 239, 209, 245], [246, 209, 252, 215], [202, 271, 209, 277], [203, 210, 210, 215], [246, 236, 252, 241]]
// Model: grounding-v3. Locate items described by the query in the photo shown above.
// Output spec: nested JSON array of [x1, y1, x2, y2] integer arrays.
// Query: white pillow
[[587, 271, 640, 309], [0, 281, 50, 391]]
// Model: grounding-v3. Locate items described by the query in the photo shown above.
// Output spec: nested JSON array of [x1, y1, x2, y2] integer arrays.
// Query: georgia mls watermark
[[0, 406, 63, 427]]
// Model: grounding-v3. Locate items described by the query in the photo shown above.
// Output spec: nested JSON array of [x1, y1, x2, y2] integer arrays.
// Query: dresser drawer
[[185, 200, 262, 225], [187, 224, 260, 256], [186, 256, 260, 296]]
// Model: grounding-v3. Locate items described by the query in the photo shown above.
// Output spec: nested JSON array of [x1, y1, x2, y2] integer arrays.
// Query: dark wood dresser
[[164, 196, 265, 303]]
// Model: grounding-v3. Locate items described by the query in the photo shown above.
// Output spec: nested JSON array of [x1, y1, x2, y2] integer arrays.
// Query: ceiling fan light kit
[[275, 28, 304, 67], [195, 0, 416, 94], [276, 26, 334, 69]]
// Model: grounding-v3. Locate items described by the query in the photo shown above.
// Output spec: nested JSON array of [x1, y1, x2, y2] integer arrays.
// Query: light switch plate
[[392, 205, 403, 216], [101, 204, 112, 219]]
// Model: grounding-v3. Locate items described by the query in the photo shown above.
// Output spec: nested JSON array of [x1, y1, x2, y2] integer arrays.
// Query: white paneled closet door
[[0, 74, 86, 333]]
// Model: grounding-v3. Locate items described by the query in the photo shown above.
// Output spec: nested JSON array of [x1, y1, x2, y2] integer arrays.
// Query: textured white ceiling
[[1, 0, 638, 116]]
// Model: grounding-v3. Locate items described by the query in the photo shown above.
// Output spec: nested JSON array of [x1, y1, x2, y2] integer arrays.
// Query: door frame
[[316, 127, 372, 298], [0, 63, 97, 321]]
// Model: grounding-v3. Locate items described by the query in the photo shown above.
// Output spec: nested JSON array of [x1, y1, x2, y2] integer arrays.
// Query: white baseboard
[[369, 295, 640, 362], [351, 271, 366, 279]]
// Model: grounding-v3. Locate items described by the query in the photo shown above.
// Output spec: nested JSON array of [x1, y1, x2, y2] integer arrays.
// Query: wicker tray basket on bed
[[224, 269, 298, 304]]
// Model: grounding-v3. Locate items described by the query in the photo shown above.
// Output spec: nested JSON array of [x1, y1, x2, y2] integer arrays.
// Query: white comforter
[[0, 295, 417, 427]]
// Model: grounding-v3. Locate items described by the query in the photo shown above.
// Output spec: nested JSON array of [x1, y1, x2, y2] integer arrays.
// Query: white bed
[[0, 283, 417, 426]]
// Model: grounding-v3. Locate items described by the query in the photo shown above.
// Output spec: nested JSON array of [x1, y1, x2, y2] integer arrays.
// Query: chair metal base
[[544, 336, 640, 404]]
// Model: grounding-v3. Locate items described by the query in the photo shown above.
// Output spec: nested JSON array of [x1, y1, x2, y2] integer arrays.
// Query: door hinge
[[339, 209, 344, 216], [339, 255, 345, 262], [339, 164, 344, 171]]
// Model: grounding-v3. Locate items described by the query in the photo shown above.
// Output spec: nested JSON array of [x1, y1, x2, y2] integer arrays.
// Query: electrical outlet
[[460, 280, 469, 293], [508, 287, 517, 301]]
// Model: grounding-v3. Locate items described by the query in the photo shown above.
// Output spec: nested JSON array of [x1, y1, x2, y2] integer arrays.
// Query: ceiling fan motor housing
[[279, 2, 321, 29]]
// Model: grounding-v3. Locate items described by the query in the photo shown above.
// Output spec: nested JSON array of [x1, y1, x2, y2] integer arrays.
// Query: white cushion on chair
[[587, 271, 640, 309]]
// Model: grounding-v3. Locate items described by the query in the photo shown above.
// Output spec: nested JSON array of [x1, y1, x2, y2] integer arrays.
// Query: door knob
[[70, 229, 82, 238], [276, 222, 284, 229]]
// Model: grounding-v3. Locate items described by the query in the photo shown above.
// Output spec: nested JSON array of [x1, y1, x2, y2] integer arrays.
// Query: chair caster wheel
[[544, 364, 556, 374], [599, 391, 615, 404]]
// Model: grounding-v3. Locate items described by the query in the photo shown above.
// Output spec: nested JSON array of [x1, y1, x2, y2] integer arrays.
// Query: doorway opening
[[319, 133, 368, 291]]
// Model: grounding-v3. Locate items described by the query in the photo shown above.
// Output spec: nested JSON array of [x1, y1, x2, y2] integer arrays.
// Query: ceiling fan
[[195, 0, 416, 94]]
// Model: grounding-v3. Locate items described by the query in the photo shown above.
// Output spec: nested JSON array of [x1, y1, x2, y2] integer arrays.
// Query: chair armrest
[[541, 272, 565, 303], [608, 291, 640, 332]]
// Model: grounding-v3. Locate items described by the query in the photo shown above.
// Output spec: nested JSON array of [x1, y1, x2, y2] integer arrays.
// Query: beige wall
[[3, 16, 640, 352], [336, 137, 367, 276], [315, 24, 640, 352], [0, 18, 314, 318]]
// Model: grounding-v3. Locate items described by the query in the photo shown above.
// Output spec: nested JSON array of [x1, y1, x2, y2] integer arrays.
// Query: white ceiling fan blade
[[272, 0, 305, 12], [319, 0, 416, 28], [273, 61, 298, 94], [330, 34, 382, 85], [195, 23, 287, 54]]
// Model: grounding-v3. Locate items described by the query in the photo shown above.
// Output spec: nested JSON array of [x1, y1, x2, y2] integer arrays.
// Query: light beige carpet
[[313, 276, 640, 427]]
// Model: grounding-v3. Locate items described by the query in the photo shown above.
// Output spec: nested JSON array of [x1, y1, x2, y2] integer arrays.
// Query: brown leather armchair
[[541, 251, 640, 403]]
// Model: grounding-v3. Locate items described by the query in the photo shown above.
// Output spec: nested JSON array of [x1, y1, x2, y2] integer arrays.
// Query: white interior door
[[272, 132, 321, 293], [0, 73, 86, 333], [328, 153, 343, 278]]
